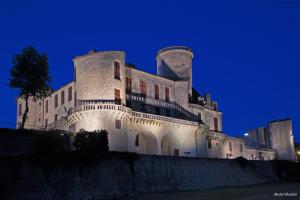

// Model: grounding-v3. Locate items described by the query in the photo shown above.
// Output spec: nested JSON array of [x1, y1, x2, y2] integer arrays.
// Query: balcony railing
[[67, 100, 199, 126], [126, 93, 198, 121]]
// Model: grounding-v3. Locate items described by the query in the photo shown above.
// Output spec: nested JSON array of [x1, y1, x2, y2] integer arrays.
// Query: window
[[207, 139, 212, 149], [45, 100, 48, 113], [68, 87, 72, 101], [61, 90, 65, 105], [114, 61, 120, 79], [229, 142, 232, 151], [114, 89, 121, 105], [75, 92, 77, 106], [174, 149, 179, 156], [155, 107, 160, 115], [55, 94, 58, 108], [140, 80, 146, 97], [240, 143, 243, 152], [54, 114, 58, 122], [135, 135, 139, 146], [45, 119, 48, 128], [214, 117, 218, 131], [125, 77, 132, 92], [166, 109, 170, 117], [155, 85, 159, 100], [213, 103, 217, 111], [115, 119, 121, 129], [18, 104, 22, 116], [165, 87, 169, 102]]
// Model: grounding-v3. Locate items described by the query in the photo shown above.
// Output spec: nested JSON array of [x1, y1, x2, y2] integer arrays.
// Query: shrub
[[32, 131, 70, 153], [73, 130, 109, 154]]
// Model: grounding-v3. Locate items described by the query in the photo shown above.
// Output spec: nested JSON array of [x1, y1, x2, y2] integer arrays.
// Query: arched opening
[[161, 133, 180, 156], [135, 131, 158, 155]]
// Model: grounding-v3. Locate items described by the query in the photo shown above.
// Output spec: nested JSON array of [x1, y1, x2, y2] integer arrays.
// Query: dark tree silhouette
[[9, 45, 51, 129]]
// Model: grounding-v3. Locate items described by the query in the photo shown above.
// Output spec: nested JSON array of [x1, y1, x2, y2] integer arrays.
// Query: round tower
[[73, 50, 126, 105], [156, 46, 193, 95]]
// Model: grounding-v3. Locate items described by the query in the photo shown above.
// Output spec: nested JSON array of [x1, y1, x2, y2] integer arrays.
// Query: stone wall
[[0, 152, 291, 200]]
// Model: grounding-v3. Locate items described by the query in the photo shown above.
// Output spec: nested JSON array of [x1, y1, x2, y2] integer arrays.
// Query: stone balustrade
[[65, 100, 199, 127]]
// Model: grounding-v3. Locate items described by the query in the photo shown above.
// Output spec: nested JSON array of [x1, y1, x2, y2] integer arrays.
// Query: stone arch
[[161, 133, 180, 156], [135, 131, 158, 155], [195, 127, 209, 157]]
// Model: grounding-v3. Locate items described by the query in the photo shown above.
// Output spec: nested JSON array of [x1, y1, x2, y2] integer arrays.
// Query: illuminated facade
[[16, 46, 296, 161]]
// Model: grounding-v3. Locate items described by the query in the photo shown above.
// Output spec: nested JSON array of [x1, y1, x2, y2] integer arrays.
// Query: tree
[[9, 45, 51, 129]]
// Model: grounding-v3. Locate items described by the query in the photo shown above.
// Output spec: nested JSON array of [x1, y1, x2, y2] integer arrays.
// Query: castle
[[16, 46, 297, 161]]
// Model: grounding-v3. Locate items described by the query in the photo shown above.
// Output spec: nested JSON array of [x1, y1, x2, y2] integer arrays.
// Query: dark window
[[135, 135, 139, 146], [55, 94, 58, 108], [240, 143, 243, 152], [114, 61, 120, 79], [18, 104, 22, 116], [155, 107, 160, 115], [54, 114, 58, 122], [155, 85, 159, 100], [75, 92, 77, 106], [229, 142, 232, 151], [165, 87, 169, 102], [208, 140, 212, 149], [115, 119, 121, 129], [68, 87, 72, 101], [45, 119, 48, 128], [213, 103, 217, 111], [166, 109, 170, 117], [174, 149, 179, 156], [125, 77, 131, 92], [214, 117, 218, 131], [45, 100, 48, 113], [61, 90, 65, 105], [115, 89, 121, 104], [140, 81, 146, 97]]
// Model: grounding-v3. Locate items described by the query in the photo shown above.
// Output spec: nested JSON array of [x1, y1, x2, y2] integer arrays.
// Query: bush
[[73, 130, 109, 154], [32, 131, 70, 153]]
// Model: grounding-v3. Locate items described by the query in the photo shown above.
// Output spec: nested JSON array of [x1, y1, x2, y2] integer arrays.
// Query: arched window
[[135, 135, 139, 146]]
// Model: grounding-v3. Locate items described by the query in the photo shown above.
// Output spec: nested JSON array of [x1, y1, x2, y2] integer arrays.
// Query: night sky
[[0, 0, 299, 142]]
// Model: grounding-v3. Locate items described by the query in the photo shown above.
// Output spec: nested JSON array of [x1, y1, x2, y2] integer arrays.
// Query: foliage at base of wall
[[73, 129, 108, 154], [0, 128, 109, 155]]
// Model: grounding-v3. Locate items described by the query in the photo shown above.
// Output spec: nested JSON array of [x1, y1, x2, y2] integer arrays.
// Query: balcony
[[126, 93, 198, 121], [66, 100, 199, 127]]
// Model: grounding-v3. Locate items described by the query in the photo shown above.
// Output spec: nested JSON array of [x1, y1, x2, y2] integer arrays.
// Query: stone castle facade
[[16, 46, 297, 161]]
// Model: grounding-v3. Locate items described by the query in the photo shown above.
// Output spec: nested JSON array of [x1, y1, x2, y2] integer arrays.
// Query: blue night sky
[[0, 0, 299, 142]]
